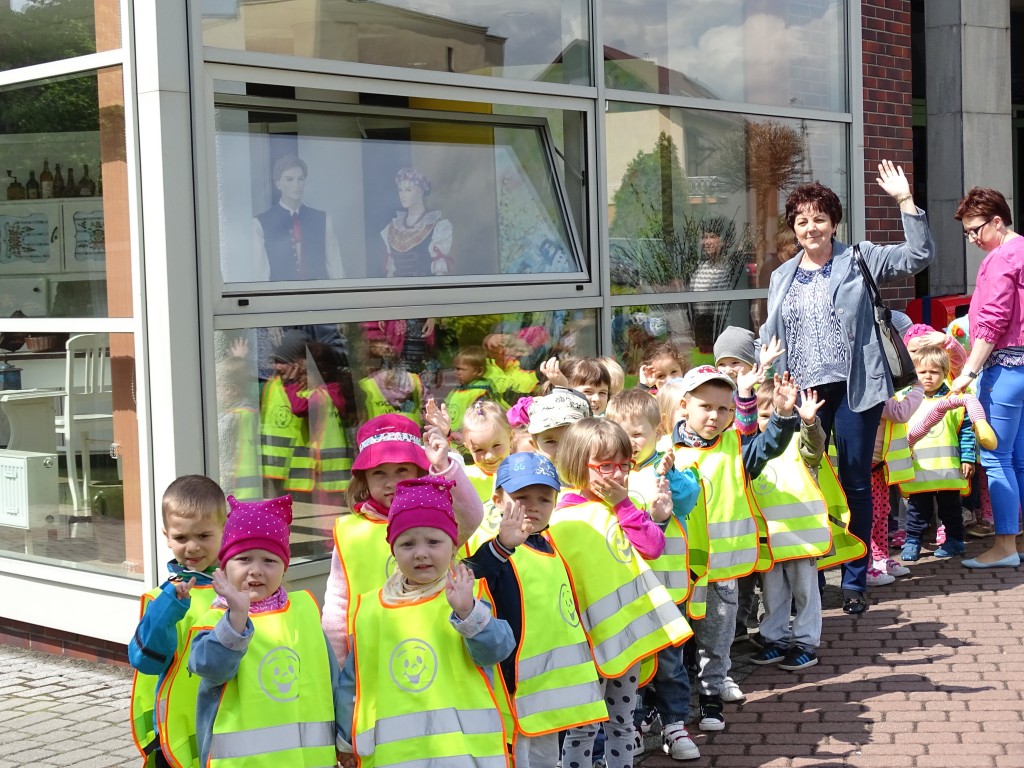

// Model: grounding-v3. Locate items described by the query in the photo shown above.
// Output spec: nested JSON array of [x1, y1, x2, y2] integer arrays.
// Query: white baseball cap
[[679, 365, 737, 395]]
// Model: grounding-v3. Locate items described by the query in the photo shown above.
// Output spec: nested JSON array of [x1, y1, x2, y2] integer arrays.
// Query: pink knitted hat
[[386, 476, 458, 550], [218, 495, 293, 569]]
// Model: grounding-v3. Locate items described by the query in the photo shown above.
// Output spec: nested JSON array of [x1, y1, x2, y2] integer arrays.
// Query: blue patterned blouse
[[781, 258, 849, 388]]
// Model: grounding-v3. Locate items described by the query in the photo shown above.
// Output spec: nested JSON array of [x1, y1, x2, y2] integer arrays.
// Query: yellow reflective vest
[[879, 420, 914, 485], [306, 387, 353, 493], [816, 455, 867, 571], [445, 383, 493, 432], [463, 500, 502, 559], [259, 376, 305, 482], [358, 374, 423, 425], [547, 499, 692, 678], [351, 590, 509, 768], [334, 513, 396, 635], [130, 584, 216, 765], [749, 436, 832, 563], [222, 405, 262, 501], [901, 400, 969, 495], [626, 459, 690, 603]]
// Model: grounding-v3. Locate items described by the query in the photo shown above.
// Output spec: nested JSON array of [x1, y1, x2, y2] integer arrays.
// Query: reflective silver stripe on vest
[[516, 678, 604, 720], [913, 446, 959, 460], [211, 721, 334, 759], [354, 707, 502, 756], [592, 597, 683, 665], [650, 568, 688, 592], [707, 546, 758, 572], [518, 641, 593, 682], [910, 467, 963, 483], [318, 447, 354, 459], [887, 456, 914, 472], [262, 454, 288, 468], [582, 569, 664, 630], [689, 583, 707, 605], [370, 758, 507, 768], [760, 500, 823, 521], [769, 527, 832, 550], [262, 435, 292, 447], [706, 518, 756, 540], [288, 467, 314, 479], [662, 535, 687, 555]]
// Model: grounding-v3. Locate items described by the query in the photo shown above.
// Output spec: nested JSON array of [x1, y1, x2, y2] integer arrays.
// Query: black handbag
[[853, 245, 918, 391]]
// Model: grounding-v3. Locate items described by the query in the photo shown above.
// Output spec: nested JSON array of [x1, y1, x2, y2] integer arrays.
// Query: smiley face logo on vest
[[606, 519, 633, 564], [271, 404, 293, 430], [926, 421, 944, 439], [558, 582, 580, 627], [481, 506, 501, 535], [752, 465, 776, 496], [389, 638, 438, 693], [257, 646, 300, 702]]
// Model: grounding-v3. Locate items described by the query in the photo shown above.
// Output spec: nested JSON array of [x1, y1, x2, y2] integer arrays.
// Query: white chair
[[55, 334, 113, 511]]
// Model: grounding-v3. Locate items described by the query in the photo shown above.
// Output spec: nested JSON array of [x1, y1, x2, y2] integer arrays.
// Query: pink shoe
[[867, 566, 895, 587], [934, 525, 946, 546], [885, 558, 911, 577], [891, 530, 907, 548]]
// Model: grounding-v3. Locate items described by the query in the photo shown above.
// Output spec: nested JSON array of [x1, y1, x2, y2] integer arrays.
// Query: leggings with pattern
[[869, 465, 891, 563]]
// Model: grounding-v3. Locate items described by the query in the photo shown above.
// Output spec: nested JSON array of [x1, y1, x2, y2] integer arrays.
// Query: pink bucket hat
[[219, 495, 293, 568], [351, 414, 430, 472], [386, 476, 458, 550]]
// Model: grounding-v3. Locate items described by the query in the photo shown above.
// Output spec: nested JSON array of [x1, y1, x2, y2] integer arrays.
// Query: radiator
[[0, 450, 59, 530]]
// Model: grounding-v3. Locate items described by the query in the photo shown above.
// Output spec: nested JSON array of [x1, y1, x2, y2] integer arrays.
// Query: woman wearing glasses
[[951, 187, 1024, 568], [758, 160, 936, 614]]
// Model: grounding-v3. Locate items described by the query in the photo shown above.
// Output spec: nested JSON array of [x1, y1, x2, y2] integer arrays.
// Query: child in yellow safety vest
[[898, 343, 975, 562], [337, 476, 516, 767], [321, 414, 483, 666], [186, 495, 347, 768], [552, 418, 692, 768], [748, 377, 830, 671], [128, 476, 227, 768], [468, 453, 608, 768], [444, 345, 496, 434], [459, 399, 514, 554]]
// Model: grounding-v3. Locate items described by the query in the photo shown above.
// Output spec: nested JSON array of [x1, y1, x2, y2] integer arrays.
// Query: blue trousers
[[814, 381, 883, 594], [978, 364, 1024, 535]]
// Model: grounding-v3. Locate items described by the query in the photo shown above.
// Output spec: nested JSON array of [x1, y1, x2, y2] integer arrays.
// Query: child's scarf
[[380, 569, 446, 606]]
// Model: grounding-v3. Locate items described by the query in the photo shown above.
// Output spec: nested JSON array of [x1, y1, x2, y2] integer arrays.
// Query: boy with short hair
[[540, 356, 612, 416], [672, 366, 799, 732], [129, 475, 228, 768], [899, 344, 974, 562], [445, 345, 494, 432]]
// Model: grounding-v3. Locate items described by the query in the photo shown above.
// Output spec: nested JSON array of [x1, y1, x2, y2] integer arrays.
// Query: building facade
[[0, 0, 1012, 654]]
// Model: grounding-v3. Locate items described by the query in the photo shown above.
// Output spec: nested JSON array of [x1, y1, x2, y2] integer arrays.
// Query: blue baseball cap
[[495, 452, 562, 494]]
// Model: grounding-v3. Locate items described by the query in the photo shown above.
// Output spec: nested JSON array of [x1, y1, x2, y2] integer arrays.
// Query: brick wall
[[1, 618, 129, 668], [861, 0, 916, 309]]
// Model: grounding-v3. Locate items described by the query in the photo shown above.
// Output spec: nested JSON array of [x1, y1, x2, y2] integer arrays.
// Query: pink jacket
[[968, 236, 1024, 351], [320, 456, 484, 664], [556, 492, 666, 560]]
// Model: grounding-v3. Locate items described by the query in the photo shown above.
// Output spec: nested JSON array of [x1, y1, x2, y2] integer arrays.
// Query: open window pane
[[213, 307, 597, 562], [215, 97, 586, 288]]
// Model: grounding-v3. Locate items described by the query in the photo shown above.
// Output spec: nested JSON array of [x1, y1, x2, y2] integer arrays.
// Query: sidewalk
[[1, 541, 1022, 767]]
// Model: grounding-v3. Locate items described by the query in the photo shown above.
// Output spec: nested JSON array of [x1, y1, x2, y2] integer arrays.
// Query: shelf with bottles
[[5, 160, 100, 202]]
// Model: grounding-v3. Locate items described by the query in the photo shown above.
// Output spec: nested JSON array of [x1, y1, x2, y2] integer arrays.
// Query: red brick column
[[861, 0, 916, 309]]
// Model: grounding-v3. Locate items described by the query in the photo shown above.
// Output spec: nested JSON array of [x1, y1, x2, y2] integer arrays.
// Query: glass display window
[[603, 0, 847, 112], [606, 103, 847, 297], [0, 0, 120, 74], [0, 67, 132, 319], [0, 330, 141, 580], [212, 90, 590, 295], [201, 0, 591, 86], [212, 307, 597, 562]]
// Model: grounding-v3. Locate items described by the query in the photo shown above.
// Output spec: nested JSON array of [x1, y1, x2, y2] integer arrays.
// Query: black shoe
[[750, 643, 788, 665], [841, 589, 868, 615], [748, 631, 767, 650], [778, 646, 818, 671], [698, 694, 725, 732], [732, 625, 750, 644]]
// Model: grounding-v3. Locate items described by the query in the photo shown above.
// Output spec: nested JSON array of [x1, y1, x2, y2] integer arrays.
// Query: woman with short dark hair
[[759, 160, 936, 614]]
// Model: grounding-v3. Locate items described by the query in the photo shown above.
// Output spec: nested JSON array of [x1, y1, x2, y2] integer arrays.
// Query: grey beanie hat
[[713, 325, 757, 367]]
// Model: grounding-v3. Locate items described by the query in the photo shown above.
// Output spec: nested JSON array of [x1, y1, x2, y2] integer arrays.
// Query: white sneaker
[[662, 722, 700, 760], [866, 566, 895, 587], [720, 677, 746, 702], [884, 558, 911, 577]]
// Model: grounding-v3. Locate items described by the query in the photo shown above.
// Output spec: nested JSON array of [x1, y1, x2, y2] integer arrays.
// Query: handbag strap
[[852, 245, 886, 311]]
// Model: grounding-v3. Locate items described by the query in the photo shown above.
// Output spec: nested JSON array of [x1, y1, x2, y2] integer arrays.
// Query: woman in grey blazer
[[758, 160, 936, 614]]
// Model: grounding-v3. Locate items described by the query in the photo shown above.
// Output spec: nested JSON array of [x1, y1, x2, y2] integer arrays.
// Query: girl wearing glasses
[[547, 418, 690, 768]]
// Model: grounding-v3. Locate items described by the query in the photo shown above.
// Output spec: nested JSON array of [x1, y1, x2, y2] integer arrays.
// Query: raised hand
[[649, 475, 672, 523], [795, 388, 825, 425], [497, 500, 530, 550], [211, 568, 250, 633], [591, 474, 628, 508], [876, 159, 911, 201], [422, 425, 451, 472], [424, 398, 451, 436], [759, 336, 785, 369], [772, 372, 798, 417], [736, 363, 768, 397], [446, 562, 476, 620], [228, 337, 249, 359], [656, 450, 674, 477], [540, 357, 569, 387], [173, 576, 196, 601]]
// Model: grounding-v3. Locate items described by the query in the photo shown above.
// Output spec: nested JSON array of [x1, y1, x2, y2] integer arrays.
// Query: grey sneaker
[[662, 722, 700, 760], [721, 677, 746, 702]]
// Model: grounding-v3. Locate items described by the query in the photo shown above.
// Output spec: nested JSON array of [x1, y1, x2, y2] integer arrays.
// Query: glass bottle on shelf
[[39, 160, 53, 199], [65, 167, 78, 197], [53, 163, 65, 197], [78, 164, 96, 197], [6, 171, 25, 200], [25, 170, 39, 199]]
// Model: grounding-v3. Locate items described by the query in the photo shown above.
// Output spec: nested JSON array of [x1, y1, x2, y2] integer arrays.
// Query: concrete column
[[925, 0, 1013, 293]]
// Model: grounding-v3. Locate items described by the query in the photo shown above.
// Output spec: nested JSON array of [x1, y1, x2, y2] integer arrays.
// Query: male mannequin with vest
[[672, 366, 798, 733], [252, 154, 344, 282]]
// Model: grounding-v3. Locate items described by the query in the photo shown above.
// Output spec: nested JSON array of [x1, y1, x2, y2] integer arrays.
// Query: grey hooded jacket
[[758, 209, 936, 413]]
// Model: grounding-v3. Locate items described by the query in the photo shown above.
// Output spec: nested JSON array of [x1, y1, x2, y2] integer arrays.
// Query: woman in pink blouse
[[952, 187, 1024, 568]]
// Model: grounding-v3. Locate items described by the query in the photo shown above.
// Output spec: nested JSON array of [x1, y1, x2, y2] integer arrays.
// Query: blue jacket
[[759, 209, 936, 412]]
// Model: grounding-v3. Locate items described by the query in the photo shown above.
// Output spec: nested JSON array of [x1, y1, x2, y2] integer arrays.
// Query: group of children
[[132, 317, 988, 768]]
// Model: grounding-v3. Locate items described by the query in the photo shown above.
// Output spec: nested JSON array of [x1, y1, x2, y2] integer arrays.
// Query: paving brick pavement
[[2, 540, 1022, 767]]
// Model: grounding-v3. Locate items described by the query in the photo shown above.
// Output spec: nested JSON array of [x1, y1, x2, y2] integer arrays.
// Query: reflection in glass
[[603, 0, 847, 111], [0, 0, 119, 73], [0, 330, 140, 579], [606, 104, 846, 297], [202, 0, 590, 85], [611, 301, 754, 382], [217, 101, 584, 285], [0, 69, 130, 318], [214, 308, 597, 562]]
